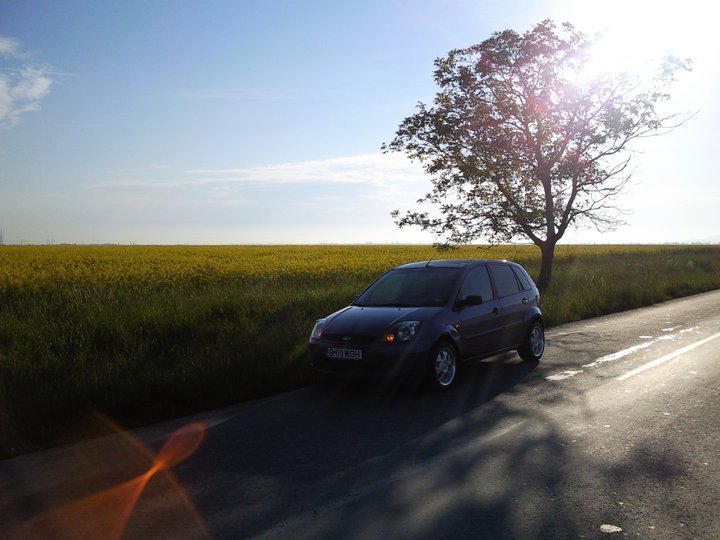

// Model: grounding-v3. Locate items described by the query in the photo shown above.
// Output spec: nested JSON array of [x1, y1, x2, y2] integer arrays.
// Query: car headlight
[[310, 319, 326, 339], [385, 321, 420, 343]]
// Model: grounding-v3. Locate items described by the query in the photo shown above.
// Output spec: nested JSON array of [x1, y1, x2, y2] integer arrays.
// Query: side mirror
[[465, 295, 483, 306], [455, 295, 483, 310]]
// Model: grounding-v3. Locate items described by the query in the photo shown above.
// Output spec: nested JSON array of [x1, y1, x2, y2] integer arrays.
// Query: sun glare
[[567, 0, 709, 104], [583, 26, 660, 79]]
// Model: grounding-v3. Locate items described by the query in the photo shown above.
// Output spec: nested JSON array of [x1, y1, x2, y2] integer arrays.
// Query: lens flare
[[149, 422, 206, 474], [7, 422, 208, 540]]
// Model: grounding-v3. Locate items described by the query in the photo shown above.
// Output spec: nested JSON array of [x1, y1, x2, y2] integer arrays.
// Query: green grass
[[1, 244, 719, 457]]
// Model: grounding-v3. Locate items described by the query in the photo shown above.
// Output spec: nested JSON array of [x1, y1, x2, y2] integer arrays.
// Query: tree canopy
[[384, 20, 691, 289]]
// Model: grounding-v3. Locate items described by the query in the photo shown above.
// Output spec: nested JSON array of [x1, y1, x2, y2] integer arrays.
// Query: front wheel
[[430, 342, 458, 391], [519, 320, 545, 362]]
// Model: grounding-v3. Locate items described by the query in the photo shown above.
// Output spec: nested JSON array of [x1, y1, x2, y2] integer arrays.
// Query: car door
[[488, 263, 526, 348], [455, 265, 502, 357]]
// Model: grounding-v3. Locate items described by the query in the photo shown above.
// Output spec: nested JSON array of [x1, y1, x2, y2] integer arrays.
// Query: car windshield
[[354, 267, 462, 308]]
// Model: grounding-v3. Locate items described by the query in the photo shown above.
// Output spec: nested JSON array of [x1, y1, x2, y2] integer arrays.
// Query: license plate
[[326, 348, 363, 360]]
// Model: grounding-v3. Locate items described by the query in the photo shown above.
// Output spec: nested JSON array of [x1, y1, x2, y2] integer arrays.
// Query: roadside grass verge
[[1, 244, 718, 456]]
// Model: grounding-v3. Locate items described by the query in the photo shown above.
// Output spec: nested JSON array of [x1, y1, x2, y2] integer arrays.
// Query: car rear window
[[512, 265, 533, 291], [489, 264, 521, 298]]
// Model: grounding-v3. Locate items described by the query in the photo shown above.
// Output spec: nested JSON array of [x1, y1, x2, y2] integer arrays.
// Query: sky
[[1, 0, 718, 245]]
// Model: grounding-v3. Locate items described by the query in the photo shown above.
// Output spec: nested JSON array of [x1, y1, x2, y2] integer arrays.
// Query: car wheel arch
[[518, 317, 545, 362], [436, 332, 462, 358], [522, 305, 543, 326]]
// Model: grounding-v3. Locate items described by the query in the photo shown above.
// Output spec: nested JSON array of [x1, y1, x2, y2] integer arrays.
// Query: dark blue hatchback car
[[309, 259, 544, 390]]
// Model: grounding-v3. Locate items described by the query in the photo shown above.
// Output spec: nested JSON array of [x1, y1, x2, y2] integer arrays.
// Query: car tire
[[430, 342, 458, 391], [519, 320, 545, 362]]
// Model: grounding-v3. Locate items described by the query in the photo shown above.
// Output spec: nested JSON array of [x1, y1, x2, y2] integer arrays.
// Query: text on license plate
[[326, 348, 363, 360]]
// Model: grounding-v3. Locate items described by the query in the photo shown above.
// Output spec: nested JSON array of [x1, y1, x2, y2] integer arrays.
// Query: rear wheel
[[430, 342, 458, 390], [519, 320, 545, 362]]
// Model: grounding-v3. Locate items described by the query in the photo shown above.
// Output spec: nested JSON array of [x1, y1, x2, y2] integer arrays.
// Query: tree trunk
[[537, 241, 556, 291]]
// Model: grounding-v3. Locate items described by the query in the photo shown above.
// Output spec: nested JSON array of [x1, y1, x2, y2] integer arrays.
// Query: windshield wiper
[[363, 302, 416, 308]]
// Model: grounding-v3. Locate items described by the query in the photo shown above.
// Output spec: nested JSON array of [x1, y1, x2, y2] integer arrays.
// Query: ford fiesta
[[309, 259, 544, 390]]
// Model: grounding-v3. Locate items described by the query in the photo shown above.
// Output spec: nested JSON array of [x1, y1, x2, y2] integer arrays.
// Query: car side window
[[512, 265, 532, 291], [458, 265, 494, 302], [489, 264, 521, 298]]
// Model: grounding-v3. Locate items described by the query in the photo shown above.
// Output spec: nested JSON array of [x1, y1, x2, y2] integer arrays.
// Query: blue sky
[[1, 0, 718, 245]]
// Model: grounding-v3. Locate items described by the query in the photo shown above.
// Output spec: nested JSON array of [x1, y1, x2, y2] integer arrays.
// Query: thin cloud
[[99, 153, 426, 189], [0, 36, 53, 128], [167, 88, 320, 102], [94, 153, 429, 206], [0, 37, 20, 56], [186, 153, 425, 186], [94, 178, 219, 189]]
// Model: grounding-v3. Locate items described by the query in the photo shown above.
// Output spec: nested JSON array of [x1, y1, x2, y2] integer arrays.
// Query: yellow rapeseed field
[[2, 243, 715, 292], [0, 244, 536, 291]]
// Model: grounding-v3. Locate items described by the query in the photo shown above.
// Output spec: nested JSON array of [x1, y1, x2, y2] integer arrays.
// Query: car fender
[[522, 305, 544, 328], [432, 322, 463, 357]]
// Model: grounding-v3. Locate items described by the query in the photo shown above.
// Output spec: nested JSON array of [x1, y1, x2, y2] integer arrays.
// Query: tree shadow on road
[[181, 355, 578, 538]]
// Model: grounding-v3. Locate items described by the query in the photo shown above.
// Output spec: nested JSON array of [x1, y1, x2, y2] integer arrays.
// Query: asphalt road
[[2, 290, 720, 539]]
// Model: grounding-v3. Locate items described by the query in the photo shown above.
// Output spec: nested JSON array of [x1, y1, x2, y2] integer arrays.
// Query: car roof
[[394, 259, 513, 270]]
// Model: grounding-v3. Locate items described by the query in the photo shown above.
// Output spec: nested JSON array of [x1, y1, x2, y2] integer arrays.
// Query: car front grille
[[321, 334, 376, 344]]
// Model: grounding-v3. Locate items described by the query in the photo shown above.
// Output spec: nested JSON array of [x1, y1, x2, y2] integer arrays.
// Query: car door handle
[[492, 307, 499, 315], [522, 298, 528, 304]]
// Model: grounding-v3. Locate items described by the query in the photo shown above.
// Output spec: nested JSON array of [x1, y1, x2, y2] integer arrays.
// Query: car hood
[[324, 305, 441, 336]]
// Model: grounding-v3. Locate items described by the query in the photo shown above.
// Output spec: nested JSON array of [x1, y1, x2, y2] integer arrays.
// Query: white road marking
[[546, 342, 654, 381], [617, 332, 720, 381], [583, 342, 654, 368], [546, 324, 704, 382], [547, 370, 584, 381]]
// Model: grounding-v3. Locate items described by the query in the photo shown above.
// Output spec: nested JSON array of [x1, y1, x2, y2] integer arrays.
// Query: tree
[[383, 20, 691, 290]]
